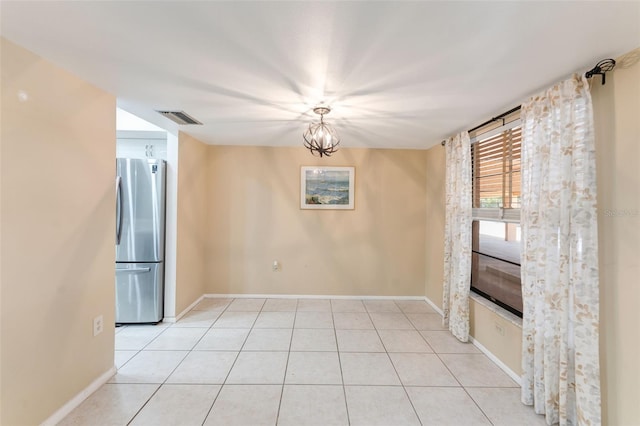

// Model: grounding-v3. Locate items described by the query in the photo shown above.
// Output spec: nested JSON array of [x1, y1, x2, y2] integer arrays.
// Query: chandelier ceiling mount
[[303, 105, 340, 157]]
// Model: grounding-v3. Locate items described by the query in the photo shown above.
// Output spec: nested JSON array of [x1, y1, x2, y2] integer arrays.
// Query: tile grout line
[[125, 384, 163, 426], [113, 297, 509, 426], [330, 300, 352, 426], [201, 298, 259, 425], [125, 297, 236, 425], [394, 307, 430, 426], [124, 305, 208, 426], [111, 318, 174, 385], [365, 301, 424, 426], [274, 299, 298, 425], [115, 323, 170, 356], [114, 348, 142, 371], [459, 386, 495, 425], [411, 329, 494, 422], [424, 325, 495, 425], [196, 298, 239, 425], [162, 299, 236, 425]]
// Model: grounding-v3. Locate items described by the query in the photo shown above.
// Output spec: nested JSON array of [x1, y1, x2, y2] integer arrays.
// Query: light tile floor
[[61, 298, 546, 426]]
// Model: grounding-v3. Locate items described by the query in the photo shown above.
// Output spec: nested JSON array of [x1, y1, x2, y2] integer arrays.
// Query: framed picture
[[300, 166, 355, 210]]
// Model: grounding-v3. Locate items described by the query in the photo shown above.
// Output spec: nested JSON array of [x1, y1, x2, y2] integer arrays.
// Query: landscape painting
[[300, 166, 355, 210]]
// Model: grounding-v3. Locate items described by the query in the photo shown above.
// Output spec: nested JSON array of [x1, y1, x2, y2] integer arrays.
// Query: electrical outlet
[[494, 322, 505, 336], [272, 260, 280, 272], [93, 315, 104, 337]]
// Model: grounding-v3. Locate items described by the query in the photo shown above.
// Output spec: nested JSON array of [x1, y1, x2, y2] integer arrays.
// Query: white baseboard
[[423, 295, 520, 385], [423, 296, 444, 316], [41, 365, 116, 426], [469, 335, 522, 385], [164, 294, 205, 323], [203, 293, 426, 300]]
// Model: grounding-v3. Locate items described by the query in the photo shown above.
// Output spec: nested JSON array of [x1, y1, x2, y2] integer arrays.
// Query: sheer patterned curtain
[[442, 131, 472, 342], [520, 74, 601, 425]]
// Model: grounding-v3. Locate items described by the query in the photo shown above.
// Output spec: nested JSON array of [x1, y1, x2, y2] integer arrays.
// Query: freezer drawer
[[116, 262, 164, 324]]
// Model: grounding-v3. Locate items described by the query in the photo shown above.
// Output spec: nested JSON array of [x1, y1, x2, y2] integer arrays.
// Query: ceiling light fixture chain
[[303, 105, 340, 157]]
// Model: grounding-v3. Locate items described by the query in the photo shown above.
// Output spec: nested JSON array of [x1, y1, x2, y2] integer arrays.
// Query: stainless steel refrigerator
[[115, 158, 166, 324]]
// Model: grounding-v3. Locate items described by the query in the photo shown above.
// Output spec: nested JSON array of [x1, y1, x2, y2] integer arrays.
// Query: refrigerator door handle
[[116, 267, 152, 273], [115, 175, 122, 245]]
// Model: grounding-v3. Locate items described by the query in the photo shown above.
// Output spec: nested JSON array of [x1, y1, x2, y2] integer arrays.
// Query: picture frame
[[300, 166, 355, 210]]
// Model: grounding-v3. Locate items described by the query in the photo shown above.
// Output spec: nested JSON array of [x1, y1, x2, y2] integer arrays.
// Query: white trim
[[163, 133, 179, 320], [41, 366, 116, 426], [472, 207, 521, 223], [116, 130, 167, 140], [424, 295, 521, 385], [469, 293, 522, 328], [469, 335, 522, 385], [203, 294, 425, 300], [423, 296, 444, 316], [164, 294, 204, 323]]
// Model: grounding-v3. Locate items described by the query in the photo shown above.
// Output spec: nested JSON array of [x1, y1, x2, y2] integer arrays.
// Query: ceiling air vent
[[156, 110, 203, 125]]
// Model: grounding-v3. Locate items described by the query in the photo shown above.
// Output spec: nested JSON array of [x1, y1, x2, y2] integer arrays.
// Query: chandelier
[[303, 105, 340, 157]]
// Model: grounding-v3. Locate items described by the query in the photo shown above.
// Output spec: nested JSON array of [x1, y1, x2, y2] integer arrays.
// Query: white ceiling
[[2, 1, 639, 149]]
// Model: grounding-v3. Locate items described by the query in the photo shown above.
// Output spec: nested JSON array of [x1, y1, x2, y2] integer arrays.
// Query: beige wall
[[423, 47, 640, 424], [175, 132, 209, 314], [424, 145, 445, 306], [592, 48, 640, 426], [0, 38, 115, 425], [206, 146, 427, 296], [468, 301, 523, 374]]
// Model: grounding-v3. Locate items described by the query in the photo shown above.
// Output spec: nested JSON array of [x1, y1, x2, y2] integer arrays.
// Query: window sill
[[470, 293, 522, 328]]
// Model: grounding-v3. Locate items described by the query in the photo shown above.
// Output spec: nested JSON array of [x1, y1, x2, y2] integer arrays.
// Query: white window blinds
[[471, 123, 521, 222]]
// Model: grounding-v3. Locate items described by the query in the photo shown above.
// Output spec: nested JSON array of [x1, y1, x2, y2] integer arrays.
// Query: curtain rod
[[440, 105, 520, 146], [440, 57, 616, 147], [468, 105, 521, 134]]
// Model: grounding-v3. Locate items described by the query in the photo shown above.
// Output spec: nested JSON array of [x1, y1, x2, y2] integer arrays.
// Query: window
[[470, 120, 522, 317]]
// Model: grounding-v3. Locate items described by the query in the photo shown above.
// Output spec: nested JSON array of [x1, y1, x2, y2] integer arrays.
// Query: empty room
[[1, 2, 639, 425]]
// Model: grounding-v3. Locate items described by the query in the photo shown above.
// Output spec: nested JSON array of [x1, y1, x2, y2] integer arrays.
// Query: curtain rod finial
[[585, 59, 616, 85]]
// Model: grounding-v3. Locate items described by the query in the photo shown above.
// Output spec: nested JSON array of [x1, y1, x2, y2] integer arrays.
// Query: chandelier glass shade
[[303, 106, 340, 157]]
